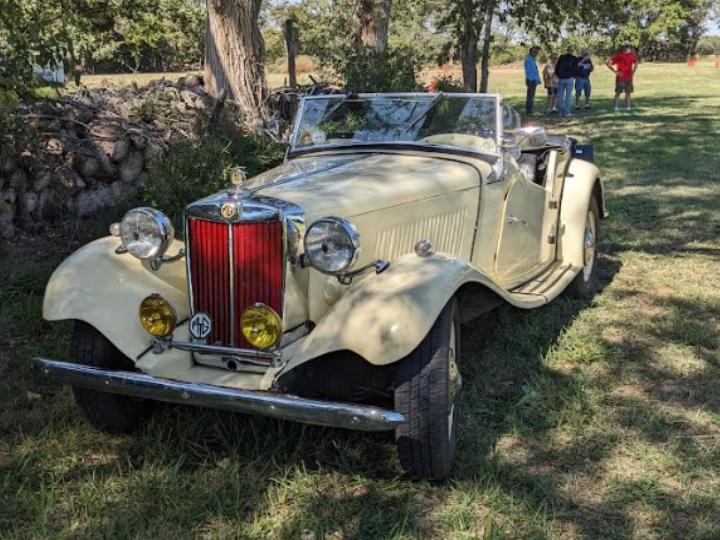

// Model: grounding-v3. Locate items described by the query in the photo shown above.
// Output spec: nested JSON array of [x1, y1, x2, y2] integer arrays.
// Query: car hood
[[245, 152, 485, 220]]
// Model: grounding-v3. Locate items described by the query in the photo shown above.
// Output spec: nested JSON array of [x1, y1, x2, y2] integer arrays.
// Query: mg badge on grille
[[220, 202, 236, 219], [189, 312, 213, 340]]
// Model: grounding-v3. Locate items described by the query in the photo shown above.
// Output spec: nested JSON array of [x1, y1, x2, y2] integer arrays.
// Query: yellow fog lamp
[[139, 294, 177, 337], [240, 303, 282, 350]]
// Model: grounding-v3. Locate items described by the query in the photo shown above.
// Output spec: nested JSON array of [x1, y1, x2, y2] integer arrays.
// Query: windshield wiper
[[402, 92, 445, 134], [315, 92, 360, 126]]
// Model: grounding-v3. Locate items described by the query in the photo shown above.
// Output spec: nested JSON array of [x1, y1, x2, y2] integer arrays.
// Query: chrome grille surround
[[183, 191, 308, 371]]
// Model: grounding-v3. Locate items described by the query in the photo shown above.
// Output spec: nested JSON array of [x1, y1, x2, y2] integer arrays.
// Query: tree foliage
[[263, 0, 716, 92], [0, 1, 62, 95], [0, 0, 205, 92], [263, 0, 422, 90]]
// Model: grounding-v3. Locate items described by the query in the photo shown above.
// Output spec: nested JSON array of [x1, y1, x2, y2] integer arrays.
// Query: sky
[[706, 16, 720, 36]]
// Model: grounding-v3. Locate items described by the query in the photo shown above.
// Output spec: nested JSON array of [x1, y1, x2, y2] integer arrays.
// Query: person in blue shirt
[[524, 46, 541, 115]]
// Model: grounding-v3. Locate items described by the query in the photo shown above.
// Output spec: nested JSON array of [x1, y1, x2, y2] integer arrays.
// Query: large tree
[[205, 0, 268, 123], [442, 0, 494, 92], [353, 0, 393, 52]]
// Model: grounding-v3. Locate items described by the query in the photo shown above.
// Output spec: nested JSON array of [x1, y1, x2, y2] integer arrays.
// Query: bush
[[431, 74, 465, 92], [344, 46, 419, 92], [143, 120, 285, 228], [697, 37, 720, 56], [0, 90, 20, 113]]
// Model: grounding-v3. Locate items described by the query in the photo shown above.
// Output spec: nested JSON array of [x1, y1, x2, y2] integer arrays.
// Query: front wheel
[[70, 321, 153, 433], [566, 197, 600, 298], [394, 299, 461, 480]]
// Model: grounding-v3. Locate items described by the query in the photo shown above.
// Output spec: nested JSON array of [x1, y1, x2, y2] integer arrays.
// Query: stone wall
[[0, 75, 213, 240]]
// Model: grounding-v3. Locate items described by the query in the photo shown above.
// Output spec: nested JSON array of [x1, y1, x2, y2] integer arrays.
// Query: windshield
[[290, 94, 501, 155]]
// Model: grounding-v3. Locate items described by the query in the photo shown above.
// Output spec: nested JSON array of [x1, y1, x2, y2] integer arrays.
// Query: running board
[[509, 262, 580, 305]]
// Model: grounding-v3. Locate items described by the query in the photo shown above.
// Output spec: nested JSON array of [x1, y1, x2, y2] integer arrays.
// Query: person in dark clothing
[[574, 48, 594, 109], [555, 46, 577, 117]]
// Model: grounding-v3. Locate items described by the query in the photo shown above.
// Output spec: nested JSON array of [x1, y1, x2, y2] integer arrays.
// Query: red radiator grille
[[188, 218, 283, 348]]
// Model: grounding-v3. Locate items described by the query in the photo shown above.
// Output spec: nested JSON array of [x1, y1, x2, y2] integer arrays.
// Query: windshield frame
[[287, 92, 504, 159]]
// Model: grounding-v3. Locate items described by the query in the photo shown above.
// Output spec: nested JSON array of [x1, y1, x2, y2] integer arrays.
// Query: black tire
[[566, 196, 600, 298], [70, 321, 153, 433], [394, 298, 461, 480]]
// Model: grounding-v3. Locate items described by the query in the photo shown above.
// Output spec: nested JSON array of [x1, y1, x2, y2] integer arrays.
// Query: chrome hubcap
[[448, 321, 461, 438], [582, 211, 596, 282]]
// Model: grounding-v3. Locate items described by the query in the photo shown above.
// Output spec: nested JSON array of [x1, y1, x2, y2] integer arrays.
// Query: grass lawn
[[1, 61, 719, 539]]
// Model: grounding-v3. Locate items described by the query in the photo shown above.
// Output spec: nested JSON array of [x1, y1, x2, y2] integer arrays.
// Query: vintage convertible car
[[35, 93, 606, 479]]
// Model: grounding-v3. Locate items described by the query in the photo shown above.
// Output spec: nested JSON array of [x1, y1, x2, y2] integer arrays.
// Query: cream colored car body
[[44, 141, 604, 392]]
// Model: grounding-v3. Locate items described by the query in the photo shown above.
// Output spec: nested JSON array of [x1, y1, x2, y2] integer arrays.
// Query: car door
[[494, 157, 548, 287]]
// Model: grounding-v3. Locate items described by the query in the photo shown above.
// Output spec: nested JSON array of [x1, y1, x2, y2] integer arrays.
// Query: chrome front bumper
[[33, 358, 404, 432]]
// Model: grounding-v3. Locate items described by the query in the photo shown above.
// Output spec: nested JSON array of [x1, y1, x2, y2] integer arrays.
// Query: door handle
[[506, 215, 527, 225]]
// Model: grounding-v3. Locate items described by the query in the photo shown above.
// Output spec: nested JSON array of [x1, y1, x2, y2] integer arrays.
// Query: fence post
[[284, 18, 299, 122], [285, 19, 298, 89]]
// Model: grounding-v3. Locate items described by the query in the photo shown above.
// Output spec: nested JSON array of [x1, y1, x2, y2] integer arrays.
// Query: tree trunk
[[460, 29, 478, 92], [353, 0, 392, 53], [479, 0, 496, 93], [204, 0, 267, 124]]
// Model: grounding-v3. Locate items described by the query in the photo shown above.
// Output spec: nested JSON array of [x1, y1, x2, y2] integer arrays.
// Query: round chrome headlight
[[120, 207, 174, 260], [303, 217, 360, 274]]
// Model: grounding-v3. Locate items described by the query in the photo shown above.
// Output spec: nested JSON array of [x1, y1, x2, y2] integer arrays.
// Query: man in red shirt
[[607, 44, 638, 112]]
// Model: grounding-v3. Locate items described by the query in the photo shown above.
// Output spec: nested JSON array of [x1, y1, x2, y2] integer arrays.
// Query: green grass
[[2, 61, 720, 539]]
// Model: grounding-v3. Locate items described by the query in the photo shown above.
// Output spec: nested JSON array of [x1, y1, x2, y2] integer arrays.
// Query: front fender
[[558, 158, 604, 268], [286, 252, 519, 368], [43, 236, 190, 362]]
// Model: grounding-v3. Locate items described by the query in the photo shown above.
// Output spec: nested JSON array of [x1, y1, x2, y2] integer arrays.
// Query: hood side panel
[[307, 185, 480, 322]]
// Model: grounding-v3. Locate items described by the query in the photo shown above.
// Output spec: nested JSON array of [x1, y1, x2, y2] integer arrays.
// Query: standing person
[[574, 48, 594, 110], [543, 53, 559, 114], [524, 46, 541, 115], [555, 45, 577, 118], [607, 44, 638, 112]]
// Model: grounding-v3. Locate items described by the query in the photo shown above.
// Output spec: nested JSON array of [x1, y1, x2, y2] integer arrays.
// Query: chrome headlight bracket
[[336, 259, 390, 285]]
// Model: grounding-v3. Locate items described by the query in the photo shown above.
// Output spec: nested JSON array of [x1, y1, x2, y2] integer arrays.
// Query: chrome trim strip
[[184, 212, 195, 315], [496, 92, 503, 151], [154, 337, 282, 361], [193, 353, 271, 372], [228, 224, 236, 346], [33, 358, 405, 432], [289, 95, 307, 150]]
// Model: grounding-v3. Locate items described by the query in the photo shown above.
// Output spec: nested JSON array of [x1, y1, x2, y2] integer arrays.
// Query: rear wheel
[[394, 299, 461, 480], [71, 321, 153, 433], [567, 196, 600, 298]]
